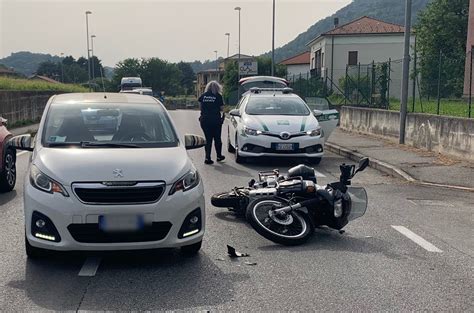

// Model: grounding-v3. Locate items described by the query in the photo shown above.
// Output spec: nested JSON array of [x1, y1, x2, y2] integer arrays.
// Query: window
[[348, 51, 358, 66], [245, 96, 310, 116]]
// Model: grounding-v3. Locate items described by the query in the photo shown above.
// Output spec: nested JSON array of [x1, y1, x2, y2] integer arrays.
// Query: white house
[[306, 16, 416, 98], [279, 51, 310, 79]]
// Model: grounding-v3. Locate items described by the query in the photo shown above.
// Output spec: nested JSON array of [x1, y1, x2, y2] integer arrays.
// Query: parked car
[[227, 88, 337, 164], [0, 117, 15, 192], [10, 93, 206, 258]]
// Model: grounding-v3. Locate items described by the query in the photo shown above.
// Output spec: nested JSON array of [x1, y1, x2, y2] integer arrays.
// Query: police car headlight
[[169, 170, 200, 195], [244, 126, 262, 136], [306, 127, 322, 137]]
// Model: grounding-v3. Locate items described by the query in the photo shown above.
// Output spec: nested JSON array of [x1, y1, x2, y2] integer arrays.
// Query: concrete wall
[[0, 91, 59, 125], [340, 106, 474, 160]]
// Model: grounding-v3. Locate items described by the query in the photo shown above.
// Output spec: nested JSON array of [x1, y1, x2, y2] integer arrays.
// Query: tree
[[111, 58, 144, 91], [36, 61, 60, 78], [256, 56, 287, 77], [222, 61, 239, 104], [62, 56, 76, 66], [416, 0, 469, 97], [177, 62, 196, 95]]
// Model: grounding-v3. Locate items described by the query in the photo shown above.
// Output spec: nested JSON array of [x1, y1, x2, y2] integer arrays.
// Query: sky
[[0, 0, 351, 67]]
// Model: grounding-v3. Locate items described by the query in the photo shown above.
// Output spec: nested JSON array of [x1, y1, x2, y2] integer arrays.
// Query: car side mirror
[[313, 110, 323, 117], [184, 134, 206, 150], [8, 134, 34, 151], [0, 117, 7, 126], [354, 157, 370, 175], [229, 109, 241, 117]]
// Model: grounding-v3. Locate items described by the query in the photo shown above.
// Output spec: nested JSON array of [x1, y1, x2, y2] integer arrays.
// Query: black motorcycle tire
[[246, 197, 314, 246], [211, 190, 246, 208]]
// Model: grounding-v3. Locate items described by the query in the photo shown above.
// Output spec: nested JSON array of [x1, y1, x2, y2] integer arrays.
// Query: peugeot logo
[[113, 169, 124, 178], [280, 132, 291, 140]]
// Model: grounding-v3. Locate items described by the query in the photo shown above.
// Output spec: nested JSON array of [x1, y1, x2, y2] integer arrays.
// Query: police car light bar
[[249, 87, 293, 94]]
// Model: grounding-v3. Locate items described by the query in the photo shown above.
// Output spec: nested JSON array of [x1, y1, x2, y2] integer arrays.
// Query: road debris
[[245, 261, 257, 266], [227, 245, 249, 258]]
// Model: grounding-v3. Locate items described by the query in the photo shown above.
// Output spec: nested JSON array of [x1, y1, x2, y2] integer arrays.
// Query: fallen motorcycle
[[211, 158, 369, 245]]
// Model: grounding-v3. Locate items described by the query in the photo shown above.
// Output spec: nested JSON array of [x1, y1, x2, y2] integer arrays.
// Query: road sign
[[239, 61, 258, 75]]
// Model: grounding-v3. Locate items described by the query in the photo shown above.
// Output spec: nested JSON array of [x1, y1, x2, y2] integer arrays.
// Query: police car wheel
[[227, 129, 235, 153], [234, 136, 245, 164]]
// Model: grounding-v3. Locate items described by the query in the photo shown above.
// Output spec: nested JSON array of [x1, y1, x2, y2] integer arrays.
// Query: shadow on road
[[8, 249, 249, 311], [211, 162, 252, 178], [214, 211, 250, 227], [257, 228, 409, 261]]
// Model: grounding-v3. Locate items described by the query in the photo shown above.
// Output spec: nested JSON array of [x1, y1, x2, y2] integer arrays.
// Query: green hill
[[265, 0, 432, 62], [0, 51, 62, 76]]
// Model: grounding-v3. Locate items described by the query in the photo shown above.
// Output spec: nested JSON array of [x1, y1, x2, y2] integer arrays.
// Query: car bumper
[[24, 181, 205, 251], [238, 134, 324, 158]]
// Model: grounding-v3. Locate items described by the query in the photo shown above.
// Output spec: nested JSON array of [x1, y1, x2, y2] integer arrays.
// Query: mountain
[[0, 51, 62, 76], [267, 0, 432, 62]]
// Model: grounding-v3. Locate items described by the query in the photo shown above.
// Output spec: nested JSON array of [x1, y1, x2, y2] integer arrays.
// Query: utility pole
[[235, 7, 242, 99], [60, 52, 64, 83], [85, 11, 92, 91], [91, 35, 96, 81], [214, 50, 218, 81], [225, 33, 230, 58], [399, 0, 412, 144], [470, 46, 473, 118], [271, 0, 275, 76]]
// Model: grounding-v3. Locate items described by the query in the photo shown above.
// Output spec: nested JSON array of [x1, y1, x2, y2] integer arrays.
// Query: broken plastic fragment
[[227, 245, 249, 258], [244, 261, 257, 266]]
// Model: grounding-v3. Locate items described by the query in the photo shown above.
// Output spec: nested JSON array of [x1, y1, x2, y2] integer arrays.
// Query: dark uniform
[[198, 91, 224, 162]]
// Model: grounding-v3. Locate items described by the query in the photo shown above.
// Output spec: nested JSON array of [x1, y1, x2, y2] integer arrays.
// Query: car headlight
[[306, 127, 322, 137], [169, 170, 200, 195], [29, 165, 69, 196], [244, 126, 262, 136]]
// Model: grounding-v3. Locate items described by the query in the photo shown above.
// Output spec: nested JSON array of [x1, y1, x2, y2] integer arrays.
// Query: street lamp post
[[235, 6, 241, 99], [214, 50, 218, 81], [399, 0, 412, 144], [469, 46, 473, 118], [271, 0, 275, 76], [60, 52, 64, 83], [85, 11, 92, 91], [225, 33, 230, 58], [91, 35, 96, 81]]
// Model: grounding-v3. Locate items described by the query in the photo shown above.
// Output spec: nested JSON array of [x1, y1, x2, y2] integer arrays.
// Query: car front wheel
[[234, 136, 246, 164], [227, 128, 235, 153]]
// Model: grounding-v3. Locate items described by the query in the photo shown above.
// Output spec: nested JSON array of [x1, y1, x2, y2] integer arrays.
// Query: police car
[[227, 88, 338, 164]]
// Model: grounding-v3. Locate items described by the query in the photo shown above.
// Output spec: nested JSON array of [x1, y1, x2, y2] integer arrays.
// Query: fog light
[[35, 219, 46, 228], [35, 233, 56, 241], [334, 199, 343, 218], [242, 146, 248, 151], [189, 216, 199, 224], [183, 229, 199, 238], [317, 146, 323, 152]]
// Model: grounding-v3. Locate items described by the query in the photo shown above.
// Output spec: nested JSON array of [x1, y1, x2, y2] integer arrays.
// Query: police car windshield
[[246, 96, 310, 116]]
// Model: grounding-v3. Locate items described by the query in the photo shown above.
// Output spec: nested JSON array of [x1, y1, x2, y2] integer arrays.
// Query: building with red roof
[[278, 51, 310, 79]]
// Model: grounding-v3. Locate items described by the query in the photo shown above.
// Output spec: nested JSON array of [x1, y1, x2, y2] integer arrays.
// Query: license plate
[[99, 215, 144, 232], [274, 143, 296, 151]]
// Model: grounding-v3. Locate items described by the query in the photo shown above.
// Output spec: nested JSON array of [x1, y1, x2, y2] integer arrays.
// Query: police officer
[[198, 81, 225, 164]]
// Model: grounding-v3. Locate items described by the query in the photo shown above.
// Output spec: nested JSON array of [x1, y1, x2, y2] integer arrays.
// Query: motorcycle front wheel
[[246, 197, 314, 246]]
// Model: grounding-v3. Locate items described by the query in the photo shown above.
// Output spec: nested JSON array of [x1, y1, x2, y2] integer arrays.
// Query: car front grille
[[67, 222, 172, 243], [72, 182, 166, 205]]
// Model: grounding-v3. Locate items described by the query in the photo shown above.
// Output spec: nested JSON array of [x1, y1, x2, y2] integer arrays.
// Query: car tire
[[0, 149, 16, 192], [227, 128, 235, 153], [234, 136, 246, 164], [180, 240, 202, 256], [25, 235, 48, 259]]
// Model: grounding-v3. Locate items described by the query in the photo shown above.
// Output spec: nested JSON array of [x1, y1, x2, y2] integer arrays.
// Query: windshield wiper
[[80, 142, 141, 148], [47, 142, 82, 147]]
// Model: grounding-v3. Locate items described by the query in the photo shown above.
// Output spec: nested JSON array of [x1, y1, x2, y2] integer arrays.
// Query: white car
[[10, 93, 206, 257], [227, 89, 338, 164]]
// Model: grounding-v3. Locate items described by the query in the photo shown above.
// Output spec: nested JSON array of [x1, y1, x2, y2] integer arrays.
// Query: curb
[[325, 142, 474, 192]]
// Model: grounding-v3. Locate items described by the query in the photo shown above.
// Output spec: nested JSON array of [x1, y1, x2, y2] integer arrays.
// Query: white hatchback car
[[10, 93, 206, 257], [227, 89, 338, 164]]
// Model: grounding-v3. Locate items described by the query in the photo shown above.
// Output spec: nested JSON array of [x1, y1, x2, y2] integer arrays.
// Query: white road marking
[[16, 151, 28, 157], [391, 226, 443, 253], [313, 170, 326, 178], [78, 257, 102, 277]]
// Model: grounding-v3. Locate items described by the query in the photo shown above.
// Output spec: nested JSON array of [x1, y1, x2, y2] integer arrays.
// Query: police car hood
[[243, 114, 319, 133]]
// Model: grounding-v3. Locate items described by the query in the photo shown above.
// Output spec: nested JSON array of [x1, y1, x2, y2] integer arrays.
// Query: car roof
[[247, 91, 302, 99], [51, 92, 158, 104]]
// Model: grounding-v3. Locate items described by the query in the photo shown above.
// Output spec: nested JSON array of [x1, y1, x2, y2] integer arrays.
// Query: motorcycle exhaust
[[273, 198, 320, 214]]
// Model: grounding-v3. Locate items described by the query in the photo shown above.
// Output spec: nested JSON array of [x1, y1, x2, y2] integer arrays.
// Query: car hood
[[242, 114, 319, 133], [33, 146, 191, 186]]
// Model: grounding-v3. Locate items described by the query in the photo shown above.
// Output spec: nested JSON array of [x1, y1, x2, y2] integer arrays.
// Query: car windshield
[[42, 102, 178, 148], [305, 97, 330, 111], [245, 96, 310, 116]]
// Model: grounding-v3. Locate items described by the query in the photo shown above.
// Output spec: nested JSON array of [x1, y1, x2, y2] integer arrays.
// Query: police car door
[[306, 97, 339, 141], [229, 95, 248, 148]]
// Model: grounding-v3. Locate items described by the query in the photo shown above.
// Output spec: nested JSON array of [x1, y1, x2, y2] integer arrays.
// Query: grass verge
[[0, 77, 88, 93]]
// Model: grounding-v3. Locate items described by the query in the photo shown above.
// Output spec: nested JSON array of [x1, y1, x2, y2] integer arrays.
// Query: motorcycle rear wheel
[[246, 197, 314, 246]]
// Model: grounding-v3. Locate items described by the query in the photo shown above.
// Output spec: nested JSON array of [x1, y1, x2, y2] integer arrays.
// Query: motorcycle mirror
[[356, 158, 370, 174]]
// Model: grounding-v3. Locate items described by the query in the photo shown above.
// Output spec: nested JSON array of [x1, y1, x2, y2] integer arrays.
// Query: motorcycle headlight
[[244, 126, 262, 136], [169, 170, 200, 195], [29, 165, 69, 197], [306, 127, 322, 137]]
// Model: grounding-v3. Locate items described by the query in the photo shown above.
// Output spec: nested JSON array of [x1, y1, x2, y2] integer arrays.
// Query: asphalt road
[[0, 110, 472, 311]]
